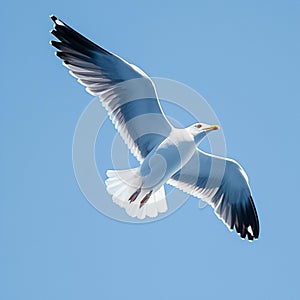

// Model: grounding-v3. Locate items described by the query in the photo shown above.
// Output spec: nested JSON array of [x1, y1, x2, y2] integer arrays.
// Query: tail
[[105, 168, 168, 219]]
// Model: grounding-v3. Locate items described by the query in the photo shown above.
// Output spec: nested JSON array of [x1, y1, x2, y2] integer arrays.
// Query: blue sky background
[[1, 1, 300, 299]]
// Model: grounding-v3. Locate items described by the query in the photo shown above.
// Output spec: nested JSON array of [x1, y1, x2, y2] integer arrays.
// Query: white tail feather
[[105, 168, 168, 219]]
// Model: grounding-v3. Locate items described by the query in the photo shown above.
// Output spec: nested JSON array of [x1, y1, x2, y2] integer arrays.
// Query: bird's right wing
[[50, 16, 172, 162], [168, 149, 259, 240]]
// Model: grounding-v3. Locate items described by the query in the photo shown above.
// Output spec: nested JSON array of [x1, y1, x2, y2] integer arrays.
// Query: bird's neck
[[194, 132, 207, 145]]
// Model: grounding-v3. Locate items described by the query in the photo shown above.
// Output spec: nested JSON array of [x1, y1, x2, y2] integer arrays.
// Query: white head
[[189, 122, 220, 144]]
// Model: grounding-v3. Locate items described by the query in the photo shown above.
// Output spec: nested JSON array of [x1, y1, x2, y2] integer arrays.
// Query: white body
[[140, 127, 196, 191], [106, 126, 199, 219]]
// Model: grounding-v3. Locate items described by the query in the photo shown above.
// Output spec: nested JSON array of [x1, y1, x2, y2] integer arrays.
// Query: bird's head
[[189, 122, 220, 144]]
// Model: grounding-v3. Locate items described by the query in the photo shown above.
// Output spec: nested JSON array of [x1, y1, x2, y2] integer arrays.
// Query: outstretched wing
[[50, 16, 172, 162], [168, 149, 259, 240]]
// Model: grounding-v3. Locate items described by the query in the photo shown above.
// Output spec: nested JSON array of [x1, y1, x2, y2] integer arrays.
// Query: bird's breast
[[140, 129, 196, 189]]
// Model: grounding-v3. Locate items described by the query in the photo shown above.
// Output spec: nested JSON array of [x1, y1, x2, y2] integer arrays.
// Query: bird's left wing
[[168, 149, 260, 240], [50, 16, 172, 162]]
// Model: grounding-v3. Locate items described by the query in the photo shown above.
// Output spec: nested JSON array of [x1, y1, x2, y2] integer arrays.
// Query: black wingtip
[[50, 15, 57, 21], [50, 15, 66, 28], [249, 195, 260, 239], [49, 16, 113, 57], [50, 40, 58, 47]]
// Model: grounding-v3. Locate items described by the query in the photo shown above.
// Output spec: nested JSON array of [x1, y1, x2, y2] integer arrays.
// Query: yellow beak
[[205, 125, 220, 131]]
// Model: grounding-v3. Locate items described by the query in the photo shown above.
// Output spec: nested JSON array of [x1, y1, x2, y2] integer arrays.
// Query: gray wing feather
[[50, 16, 172, 161], [168, 149, 260, 240]]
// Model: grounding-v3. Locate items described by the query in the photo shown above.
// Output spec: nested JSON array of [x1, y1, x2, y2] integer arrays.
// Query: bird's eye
[[195, 124, 202, 128]]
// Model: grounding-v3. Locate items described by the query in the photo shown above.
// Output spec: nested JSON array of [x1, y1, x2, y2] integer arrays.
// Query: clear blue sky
[[1, 1, 300, 299]]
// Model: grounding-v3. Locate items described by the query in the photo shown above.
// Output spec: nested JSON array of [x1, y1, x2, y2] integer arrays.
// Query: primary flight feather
[[50, 16, 259, 240]]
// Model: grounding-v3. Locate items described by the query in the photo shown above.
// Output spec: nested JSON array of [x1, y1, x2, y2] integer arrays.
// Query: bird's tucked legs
[[139, 190, 153, 208], [129, 187, 141, 203]]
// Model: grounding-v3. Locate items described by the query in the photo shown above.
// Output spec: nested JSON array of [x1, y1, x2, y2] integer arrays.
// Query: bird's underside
[[50, 15, 260, 241]]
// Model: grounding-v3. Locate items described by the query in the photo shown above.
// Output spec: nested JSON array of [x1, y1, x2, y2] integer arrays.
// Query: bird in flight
[[50, 16, 259, 240]]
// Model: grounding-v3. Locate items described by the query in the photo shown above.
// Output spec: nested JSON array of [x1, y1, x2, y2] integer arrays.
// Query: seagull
[[50, 16, 259, 240]]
